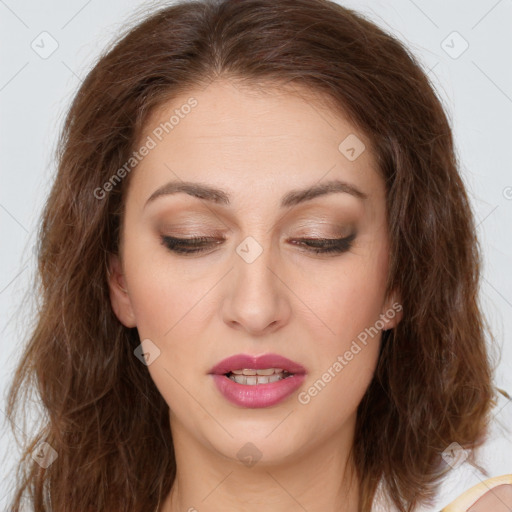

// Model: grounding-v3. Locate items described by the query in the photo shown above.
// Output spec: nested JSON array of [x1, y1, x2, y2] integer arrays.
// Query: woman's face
[[109, 79, 401, 467]]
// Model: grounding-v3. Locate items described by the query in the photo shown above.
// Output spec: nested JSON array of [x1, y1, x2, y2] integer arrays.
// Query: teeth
[[229, 372, 288, 385], [230, 368, 284, 376], [226, 368, 293, 384]]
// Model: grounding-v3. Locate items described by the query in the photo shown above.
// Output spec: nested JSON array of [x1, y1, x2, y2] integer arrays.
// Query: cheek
[[305, 272, 384, 389], [294, 242, 388, 422], [122, 233, 209, 339], [122, 237, 222, 396], [122, 246, 213, 410], [297, 274, 384, 435], [303, 238, 389, 345]]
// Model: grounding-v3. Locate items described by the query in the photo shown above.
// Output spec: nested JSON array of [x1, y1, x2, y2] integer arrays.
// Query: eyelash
[[160, 233, 356, 255]]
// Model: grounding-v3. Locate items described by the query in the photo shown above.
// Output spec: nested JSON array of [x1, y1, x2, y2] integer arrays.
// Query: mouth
[[209, 353, 307, 408], [209, 353, 306, 379]]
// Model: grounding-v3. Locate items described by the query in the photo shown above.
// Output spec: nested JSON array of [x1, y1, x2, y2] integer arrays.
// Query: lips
[[209, 353, 307, 408], [209, 353, 307, 376]]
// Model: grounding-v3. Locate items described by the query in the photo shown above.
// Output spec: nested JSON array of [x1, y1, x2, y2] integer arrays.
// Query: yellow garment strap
[[440, 474, 512, 511]]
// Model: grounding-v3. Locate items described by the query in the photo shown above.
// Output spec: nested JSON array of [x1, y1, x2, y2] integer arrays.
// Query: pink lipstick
[[209, 353, 306, 408]]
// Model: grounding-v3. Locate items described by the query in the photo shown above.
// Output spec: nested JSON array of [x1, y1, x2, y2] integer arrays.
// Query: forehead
[[127, 79, 383, 210]]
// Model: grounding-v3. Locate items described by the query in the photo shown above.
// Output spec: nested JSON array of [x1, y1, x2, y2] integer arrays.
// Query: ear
[[380, 289, 403, 331], [107, 253, 137, 328]]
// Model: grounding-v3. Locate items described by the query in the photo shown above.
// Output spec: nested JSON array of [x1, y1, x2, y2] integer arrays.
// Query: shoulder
[[441, 474, 512, 511], [370, 474, 512, 512]]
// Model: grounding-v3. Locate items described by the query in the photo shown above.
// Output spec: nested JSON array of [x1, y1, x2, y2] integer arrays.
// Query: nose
[[221, 236, 291, 336]]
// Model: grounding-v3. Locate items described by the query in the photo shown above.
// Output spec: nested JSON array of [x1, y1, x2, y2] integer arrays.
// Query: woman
[[6, 0, 511, 510]]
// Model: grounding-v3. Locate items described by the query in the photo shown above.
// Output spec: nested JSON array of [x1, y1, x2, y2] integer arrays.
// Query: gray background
[[1, 0, 511, 509]]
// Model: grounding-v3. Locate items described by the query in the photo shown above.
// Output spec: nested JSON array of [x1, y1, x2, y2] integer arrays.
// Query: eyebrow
[[144, 178, 368, 209]]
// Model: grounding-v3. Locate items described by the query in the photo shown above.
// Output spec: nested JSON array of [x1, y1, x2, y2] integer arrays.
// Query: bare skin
[[467, 485, 512, 511], [108, 78, 402, 512]]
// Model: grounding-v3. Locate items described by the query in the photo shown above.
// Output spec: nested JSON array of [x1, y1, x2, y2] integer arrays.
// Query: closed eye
[[160, 233, 356, 256]]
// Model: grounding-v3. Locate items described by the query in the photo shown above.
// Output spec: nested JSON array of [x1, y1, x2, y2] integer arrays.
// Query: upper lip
[[209, 353, 307, 375]]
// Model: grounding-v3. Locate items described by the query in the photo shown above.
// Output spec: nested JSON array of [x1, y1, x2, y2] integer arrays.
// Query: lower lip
[[211, 373, 306, 408]]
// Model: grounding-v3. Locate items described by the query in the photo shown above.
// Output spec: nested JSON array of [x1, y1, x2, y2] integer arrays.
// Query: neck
[[160, 414, 360, 512]]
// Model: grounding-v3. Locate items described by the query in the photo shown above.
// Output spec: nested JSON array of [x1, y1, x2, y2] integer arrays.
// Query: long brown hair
[[6, 0, 495, 510]]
